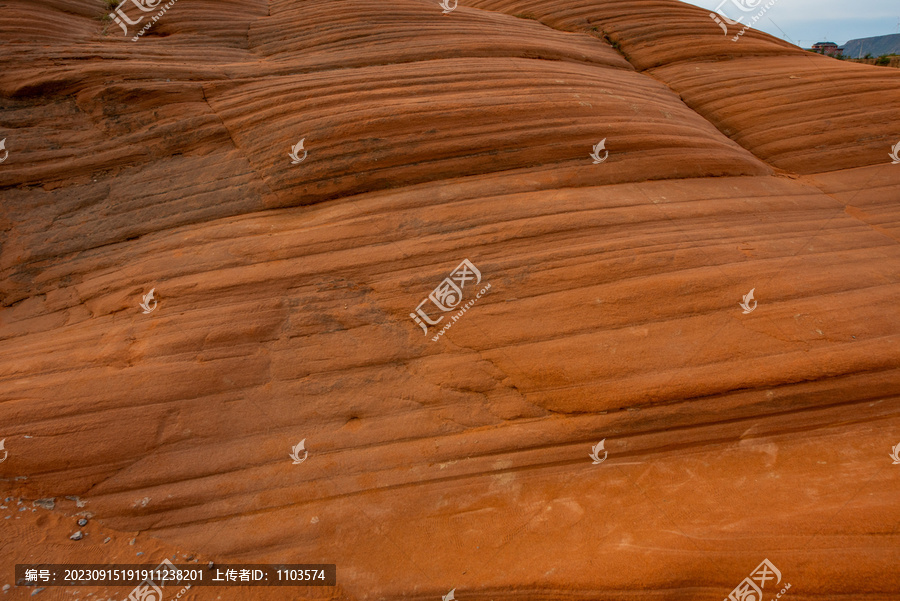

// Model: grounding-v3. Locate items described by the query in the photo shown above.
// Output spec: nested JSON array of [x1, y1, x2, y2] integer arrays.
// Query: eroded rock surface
[[1, 0, 899, 600]]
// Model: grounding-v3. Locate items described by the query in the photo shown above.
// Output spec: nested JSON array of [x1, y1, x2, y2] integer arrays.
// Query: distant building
[[841, 33, 900, 59], [811, 41, 841, 56]]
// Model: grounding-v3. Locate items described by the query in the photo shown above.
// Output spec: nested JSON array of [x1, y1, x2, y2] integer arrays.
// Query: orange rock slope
[[1, 0, 899, 599]]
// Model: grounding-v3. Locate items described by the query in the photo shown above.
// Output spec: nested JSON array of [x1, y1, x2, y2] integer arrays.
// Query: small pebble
[[207, 562, 214, 569], [33, 498, 55, 510], [2, 584, 10, 593], [129, 538, 135, 546], [103, 537, 111, 544], [30, 588, 44, 596], [77, 518, 88, 527], [136, 552, 143, 557], [70, 531, 83, 541]]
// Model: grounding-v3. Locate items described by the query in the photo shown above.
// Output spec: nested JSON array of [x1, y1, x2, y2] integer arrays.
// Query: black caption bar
[[15, 564, 336, 587]]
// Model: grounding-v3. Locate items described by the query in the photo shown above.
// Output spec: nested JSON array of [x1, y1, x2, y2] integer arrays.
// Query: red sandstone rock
[[1, 1, 899, 600]]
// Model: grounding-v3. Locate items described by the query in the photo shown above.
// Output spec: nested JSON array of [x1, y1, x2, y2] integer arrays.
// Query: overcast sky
[[681, 0, 900, 46]]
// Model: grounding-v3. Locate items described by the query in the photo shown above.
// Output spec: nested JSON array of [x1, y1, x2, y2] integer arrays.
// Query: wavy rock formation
[[1, 0, 899, 600]]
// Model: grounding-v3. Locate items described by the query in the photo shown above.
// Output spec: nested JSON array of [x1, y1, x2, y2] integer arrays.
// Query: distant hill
[[842, 33, 900, 58]]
